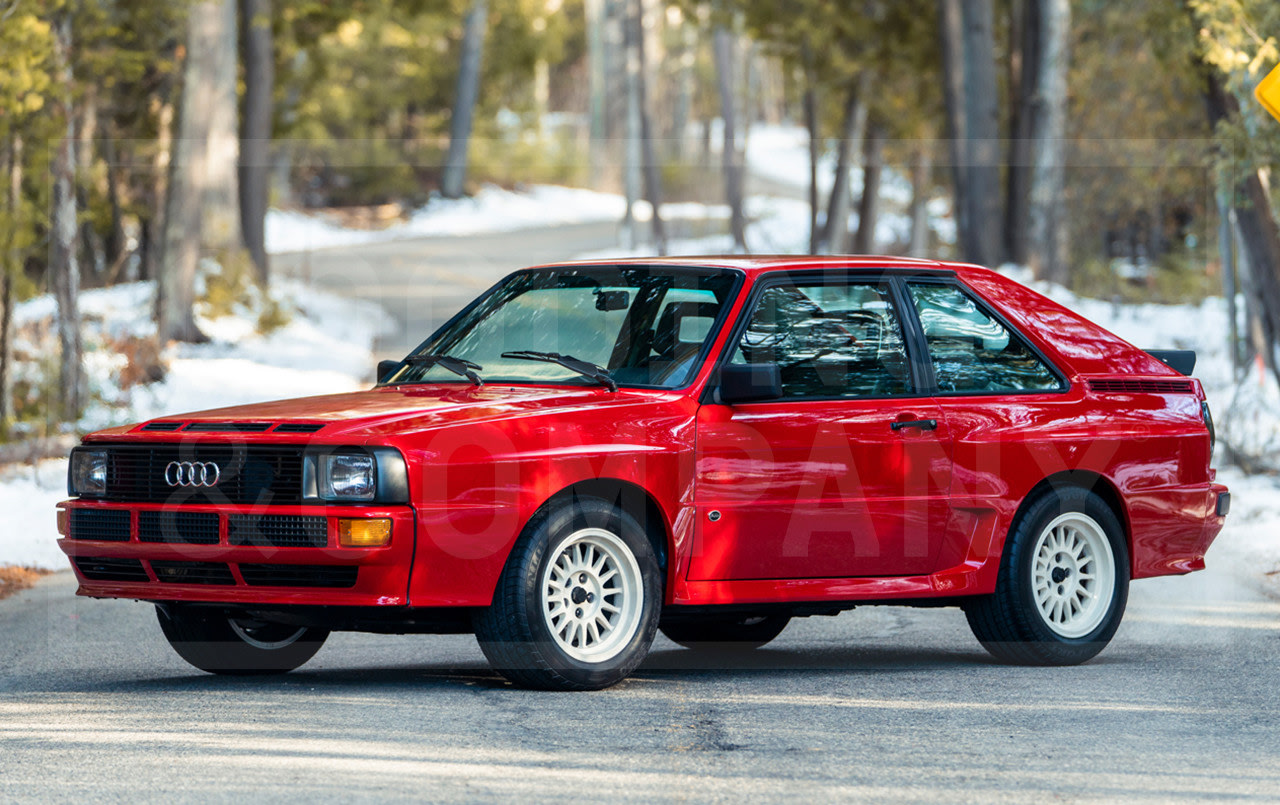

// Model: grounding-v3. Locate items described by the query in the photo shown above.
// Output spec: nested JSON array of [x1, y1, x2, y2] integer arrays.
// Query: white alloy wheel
[[1030, 512, 1117, 639], [540, 527, 644, 663], [228, 618, 308, 651]]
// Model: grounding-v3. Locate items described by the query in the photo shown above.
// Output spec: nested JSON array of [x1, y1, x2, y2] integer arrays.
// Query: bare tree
[[51, 13, 83, 417], [938, 0, 1002, 266], [713, 25, 746, 252], [802, 48, 820, 253], [1026, 0, 1070, 283], [824, 74, 868, 253], [1, 133, 20, 428], [852, 121, 884, 254], [442, 0, 488, 200], [239, 0, 273, 283], [633, 0, 666, 254], [908, 146, 932, 257], [159, 0, 241, 343]]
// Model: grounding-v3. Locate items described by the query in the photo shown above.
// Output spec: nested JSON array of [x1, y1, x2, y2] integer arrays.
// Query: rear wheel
[[965, 487, 1129, 665], [474, 496, 662, 690], [156, 605, 328, 675], [660, 614, 791, 650]]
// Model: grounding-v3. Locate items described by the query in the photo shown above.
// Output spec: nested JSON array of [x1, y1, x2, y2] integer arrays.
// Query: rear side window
[[906, 283, 1061, 393], [729, 280, 914, 399]]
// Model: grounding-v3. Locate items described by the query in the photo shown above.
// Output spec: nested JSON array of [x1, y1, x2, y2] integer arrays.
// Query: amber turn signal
[[56, 509, 68, 537], [337, 518, 392, 547]]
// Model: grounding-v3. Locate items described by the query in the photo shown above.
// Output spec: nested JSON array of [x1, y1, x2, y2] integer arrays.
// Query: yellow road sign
[[1258, 62, 1280, 124]]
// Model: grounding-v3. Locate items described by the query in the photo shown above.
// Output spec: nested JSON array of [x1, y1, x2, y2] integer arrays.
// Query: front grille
[[239, 564, 358, 588], [100, 444, 305, 505], [151, 560, 235, 585], [74, 557, 149, 582], [182, 422, 274, 433], [1087, 378, 1195, 395], [229, 515, 327, 548], [69, 509, 131, 542], [138, 511, 220, 545]]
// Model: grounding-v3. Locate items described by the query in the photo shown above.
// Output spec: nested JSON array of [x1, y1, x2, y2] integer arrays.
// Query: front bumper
[[57, 500, 415, 607]]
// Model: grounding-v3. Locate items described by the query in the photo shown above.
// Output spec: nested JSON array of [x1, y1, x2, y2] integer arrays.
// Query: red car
[[58, 257, 1228, 690]]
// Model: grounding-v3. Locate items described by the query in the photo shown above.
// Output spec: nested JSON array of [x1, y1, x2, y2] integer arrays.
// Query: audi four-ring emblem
[[164, 461, 221, 487]]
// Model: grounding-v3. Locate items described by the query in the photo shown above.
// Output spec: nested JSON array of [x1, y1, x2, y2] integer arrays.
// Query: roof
[[529, 254, 987, 277]]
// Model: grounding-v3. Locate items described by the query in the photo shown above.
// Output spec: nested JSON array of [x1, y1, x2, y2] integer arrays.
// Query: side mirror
[[718, 363, 782, 404], [377, 359, 401, 384]]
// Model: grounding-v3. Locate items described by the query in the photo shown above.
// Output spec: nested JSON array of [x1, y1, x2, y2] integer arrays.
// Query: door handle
[[890, 418, 937, 432]]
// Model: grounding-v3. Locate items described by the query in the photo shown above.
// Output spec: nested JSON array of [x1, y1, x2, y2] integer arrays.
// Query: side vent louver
[[1087, 379, 1196, 395]]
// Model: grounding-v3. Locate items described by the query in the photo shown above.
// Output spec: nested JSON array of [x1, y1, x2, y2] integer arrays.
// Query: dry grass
[[0, 566, 51, 602]]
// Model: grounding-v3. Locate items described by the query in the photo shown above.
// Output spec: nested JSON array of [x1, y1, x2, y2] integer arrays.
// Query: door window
[[906, 283, 1062, 393], [728, 281, 914, 399]]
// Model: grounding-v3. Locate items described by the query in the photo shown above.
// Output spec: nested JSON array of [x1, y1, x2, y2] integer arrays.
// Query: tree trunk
[[824, 78, 867, 254], [202, 0, 242, 253], [51, 14, 84, 419], [442, 0, 488, 199], [632, 0, 666, 254], [937, 0, 969, 256], [1005, 0, 1036, 266], [102, 130, 127, 278], [908, 146, 932, 257], [961, 0, 1003, 266], [852, 121, 884, 254], [1, 133, 21, 429], [620, 0, 643, 249], [142, 88, 175, 284], [1026, 0, 1070, 284], [239, 0, 273, 284], [160, 1, 242, 344], [1216, 174, 1241, 378], [802, 54, 820, 253], [713, 26, 746, 252]]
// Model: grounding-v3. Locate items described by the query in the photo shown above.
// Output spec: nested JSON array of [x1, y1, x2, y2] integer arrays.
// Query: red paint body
[[58, 258, 1227, 617]]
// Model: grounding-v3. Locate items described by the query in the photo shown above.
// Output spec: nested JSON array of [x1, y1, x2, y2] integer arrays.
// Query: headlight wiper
[[501, 351, 618, 392], [402, 353, 484, 386]]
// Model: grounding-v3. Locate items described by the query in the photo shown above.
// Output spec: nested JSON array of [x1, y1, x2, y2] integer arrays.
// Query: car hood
[[86, 384, 680, 443]]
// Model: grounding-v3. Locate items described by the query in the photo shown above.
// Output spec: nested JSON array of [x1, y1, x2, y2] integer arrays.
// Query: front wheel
[[965, 487, 1129, 666], [474, 496, 662, 690], [156, 605, 328, 675]]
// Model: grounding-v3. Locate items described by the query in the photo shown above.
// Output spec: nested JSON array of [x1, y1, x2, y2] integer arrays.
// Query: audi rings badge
[[164, 461, 221, 488]]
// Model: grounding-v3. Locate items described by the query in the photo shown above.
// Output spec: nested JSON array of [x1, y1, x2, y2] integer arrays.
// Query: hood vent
[[272, 423, 325, 434], [182, 421, 274, 432], [140, 421, 183, 432], [1087, 379, 1195, 395]]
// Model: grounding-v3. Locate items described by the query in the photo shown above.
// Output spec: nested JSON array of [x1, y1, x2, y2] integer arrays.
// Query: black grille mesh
[[239, 564, 358, 588], [74, 557, 149, 582], [102, 444, 305, 505], [151, 561, 236, 585], [229, 515, 327, 548], [138, 510, 220, 545], [69, 509, 132, 542]]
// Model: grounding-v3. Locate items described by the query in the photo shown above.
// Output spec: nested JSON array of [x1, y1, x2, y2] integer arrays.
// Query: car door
[[690, 273, 953, 581]]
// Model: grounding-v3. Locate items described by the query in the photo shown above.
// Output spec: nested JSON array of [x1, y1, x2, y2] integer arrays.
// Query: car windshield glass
[[384, 266, 740, 389]]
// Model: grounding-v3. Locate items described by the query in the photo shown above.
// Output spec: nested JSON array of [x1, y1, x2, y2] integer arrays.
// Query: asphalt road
[[2, 557, 1278, 802]]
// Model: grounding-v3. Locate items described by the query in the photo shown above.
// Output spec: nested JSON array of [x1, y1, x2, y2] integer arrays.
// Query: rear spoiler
[[1145, 349, 1196, 376]]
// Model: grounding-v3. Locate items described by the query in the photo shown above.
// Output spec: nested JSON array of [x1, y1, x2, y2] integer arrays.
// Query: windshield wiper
[[402, 353, 484, 386], [500, 351, 618, 392]]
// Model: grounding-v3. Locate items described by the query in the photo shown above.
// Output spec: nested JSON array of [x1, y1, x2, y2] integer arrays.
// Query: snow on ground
[[266, 185, 726, 255]]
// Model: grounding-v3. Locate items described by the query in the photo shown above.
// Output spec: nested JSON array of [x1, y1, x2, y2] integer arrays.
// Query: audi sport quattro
[[58, 256, 1228, 690]]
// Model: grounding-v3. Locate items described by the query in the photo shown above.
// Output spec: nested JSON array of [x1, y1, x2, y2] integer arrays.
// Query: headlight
[[302, 447, 409, 504], [321, 453, 376, 501], [69, 449, 108, 497]]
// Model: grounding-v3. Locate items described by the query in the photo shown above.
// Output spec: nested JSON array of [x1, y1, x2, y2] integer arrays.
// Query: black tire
[[659, 614, 791, 650], [964, 486, 1130, 666], [156, 605, 328, 675], [473, 496, 663, 690]]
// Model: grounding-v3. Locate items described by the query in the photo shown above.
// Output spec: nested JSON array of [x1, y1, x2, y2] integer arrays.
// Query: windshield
[[384, 265, 741, 389]]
